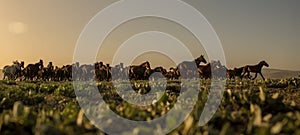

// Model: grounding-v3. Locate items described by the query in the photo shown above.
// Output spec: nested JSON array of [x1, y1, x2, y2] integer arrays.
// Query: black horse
[[241, 60, 269, 80], [129, 61, 151, 80], [24, 59, 43, 80]]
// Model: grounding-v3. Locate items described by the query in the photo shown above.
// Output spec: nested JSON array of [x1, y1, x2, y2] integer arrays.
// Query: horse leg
[[241, 72, 246, 80], [252, 73, 257, 80], [241, 70, 245, 78], [239, 75, 243, 80], [259, 72, 265, 80], [241, 71, 248, 79], [246, 72, 251, 79], [9, 73, 13, 80]]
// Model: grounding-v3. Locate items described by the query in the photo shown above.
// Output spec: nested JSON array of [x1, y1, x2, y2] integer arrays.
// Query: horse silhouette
[[241, 60, 269, 80]]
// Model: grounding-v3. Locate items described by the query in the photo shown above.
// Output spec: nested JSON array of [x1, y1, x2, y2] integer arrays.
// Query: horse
[[2, 61, 23, 80], [106, 64, 112, 81], [16, 61, 25, 81], [227, 69, 235, 80], [129, 61, 151, 80], [198, 63, 211, 79], [95, 62, 111, 81], [38, 62, 54, 81], [227, 67, 245, 80], [61, 64, 73, 81], [145, 66, 167, 79], [166, 67, 180, 80], [241, 60, 269, 80], [24, 59, 44, 80], [198, 60, 225, 79], [54, 66, 65, 81], [177, 55, 207, 78]]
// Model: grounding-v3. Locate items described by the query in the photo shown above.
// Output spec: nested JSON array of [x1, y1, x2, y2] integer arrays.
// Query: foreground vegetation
[[0, 78, 300, 135]]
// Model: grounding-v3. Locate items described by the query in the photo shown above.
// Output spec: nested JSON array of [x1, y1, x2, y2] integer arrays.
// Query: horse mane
[[139, 61, 150, 67], [258, 60, 269, 67], [259, 60, 266, 64]]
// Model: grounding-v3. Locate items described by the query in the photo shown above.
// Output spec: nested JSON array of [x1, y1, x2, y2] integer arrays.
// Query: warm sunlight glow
[[8, 22, 27, 34]]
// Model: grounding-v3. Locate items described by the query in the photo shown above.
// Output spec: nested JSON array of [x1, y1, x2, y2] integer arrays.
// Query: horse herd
[[2, 55, 269, 81]]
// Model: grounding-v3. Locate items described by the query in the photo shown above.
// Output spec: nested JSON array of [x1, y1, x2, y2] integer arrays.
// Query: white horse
[[2, 61, 22, 80]]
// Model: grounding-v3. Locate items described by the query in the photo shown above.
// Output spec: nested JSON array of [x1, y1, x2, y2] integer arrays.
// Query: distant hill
[[262, 69, 300, 79]]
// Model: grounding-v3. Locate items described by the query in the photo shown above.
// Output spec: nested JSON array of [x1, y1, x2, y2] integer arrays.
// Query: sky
[[0, 0, 299, 70]]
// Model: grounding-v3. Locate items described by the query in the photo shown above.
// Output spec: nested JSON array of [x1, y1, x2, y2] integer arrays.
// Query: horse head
[[195, 55, 207, 65], [20, 61, 25, 68], [12, 61, 21, 70], [39, 59, 44, 68], [141, 61, 151, 69], [259, 60, 269, 67], [13, 60, 19, 65], [154, 66, 166, 74]]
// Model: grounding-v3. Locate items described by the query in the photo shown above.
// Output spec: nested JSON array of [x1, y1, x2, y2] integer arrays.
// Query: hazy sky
[[0, 0, 299, 70]]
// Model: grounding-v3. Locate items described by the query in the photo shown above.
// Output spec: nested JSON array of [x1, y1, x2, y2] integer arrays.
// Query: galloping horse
[[24, 59, 44, 80], [227, 69, 235, 80], [198, 63, 211, 79], [145, 66, 167, 79], [242, 60, 269, 80], [129, 61, 151, 80], [2, 61, 23, 80], [227, 67, 245, 80], [95, 62, 111, 81], [39, 62, 55, 81], [198, 60, 226, 79], [177, 55, 207, 78]]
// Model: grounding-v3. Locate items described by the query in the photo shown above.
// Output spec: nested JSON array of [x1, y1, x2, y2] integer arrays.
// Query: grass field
[[0, 78, 300, 135]]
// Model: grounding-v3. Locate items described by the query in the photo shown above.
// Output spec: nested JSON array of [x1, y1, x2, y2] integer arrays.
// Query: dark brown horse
[[95, 62, 112, 81], [54, 66, 65, 81], [63, 65, 73, 81], [95, 62, 106, 81], [198, 60, 225, 79], [198, 63, 211, 79], [227, 67, 244, 80], [145, 66, 167, 79], [24, 59, 43, 80], [39, 62, 54, 81], [227, 69, 235, 80], [129, 61, 151, 80], [242, 60, 269, 80]]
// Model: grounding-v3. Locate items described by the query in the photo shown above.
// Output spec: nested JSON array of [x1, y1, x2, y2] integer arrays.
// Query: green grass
[[0, 78, 300, 134]]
